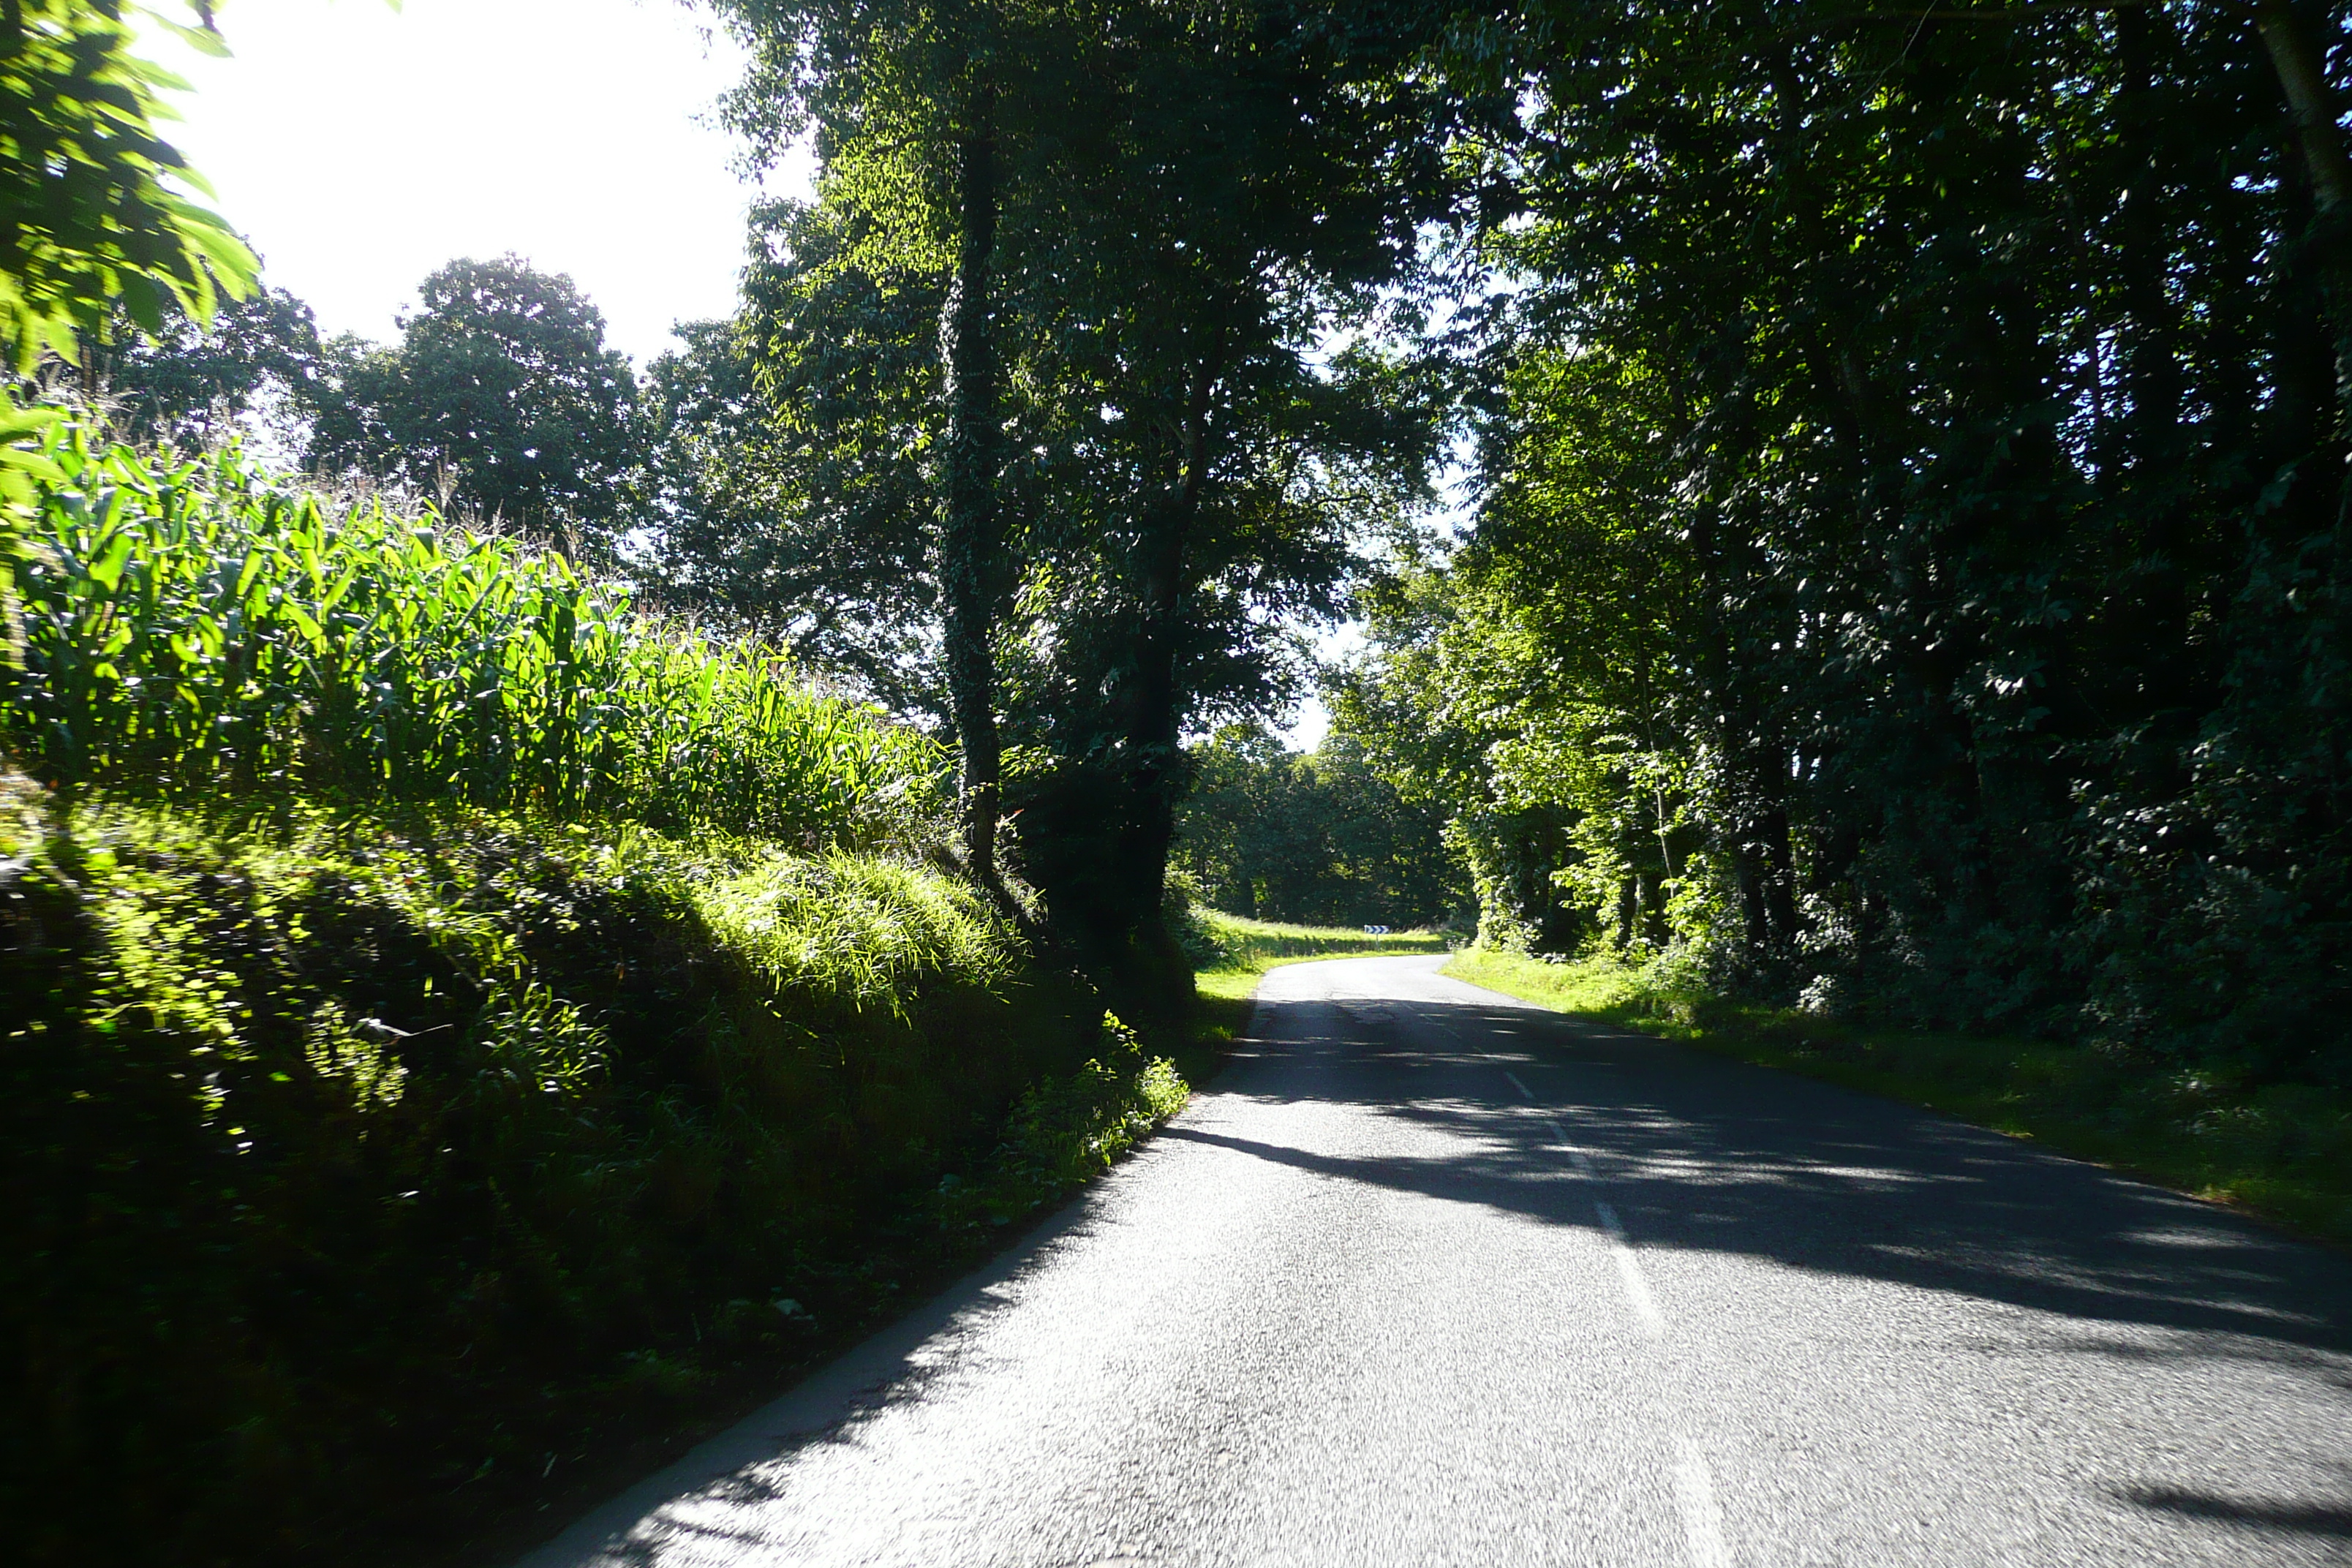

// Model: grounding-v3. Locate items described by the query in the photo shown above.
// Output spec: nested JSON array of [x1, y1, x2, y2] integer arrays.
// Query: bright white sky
[[143, 0, 813, 366]]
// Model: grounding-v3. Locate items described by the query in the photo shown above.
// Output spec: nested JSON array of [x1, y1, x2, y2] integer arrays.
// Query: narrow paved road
[[521, 955, 2352, 1567]]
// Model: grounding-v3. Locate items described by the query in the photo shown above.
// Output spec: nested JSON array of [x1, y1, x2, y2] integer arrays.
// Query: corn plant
[[0, 415, 946, 845]]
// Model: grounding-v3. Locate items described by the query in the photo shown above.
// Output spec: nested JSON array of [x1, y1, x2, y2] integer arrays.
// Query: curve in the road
[[517, 954, 2352, 1568]]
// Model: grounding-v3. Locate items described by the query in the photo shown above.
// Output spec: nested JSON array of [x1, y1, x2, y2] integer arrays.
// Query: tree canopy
[[88, 283, 323, 447], [307, 255, 638, 557], [676, 0, 1471, 990], [23, 0, 2352, 1088], [0, 0, 255, 372], [1172, 724, 1463, 930], [1335, 0, 2352, 1089]]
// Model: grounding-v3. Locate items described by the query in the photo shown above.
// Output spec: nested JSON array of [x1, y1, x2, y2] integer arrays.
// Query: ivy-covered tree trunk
[[1112, 325, 1225, 944], [938, 93, 1008, 898]]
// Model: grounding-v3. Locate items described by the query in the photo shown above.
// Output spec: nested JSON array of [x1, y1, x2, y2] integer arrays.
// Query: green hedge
[[0, 422, 1191, 1565], [0, 778, 1142, 1564]]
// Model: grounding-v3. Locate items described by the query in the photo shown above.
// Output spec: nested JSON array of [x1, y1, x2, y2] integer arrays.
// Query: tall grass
[[1184, 908, 1451, 998], [0, 417, 940, 843]]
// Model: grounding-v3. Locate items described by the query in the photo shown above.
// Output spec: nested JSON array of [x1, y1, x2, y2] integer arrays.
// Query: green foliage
[[0, 774, 1109, 1565], [0, 1, 264, 675], [0, 412, 942, 843], [1448, 948, 2352, 1251], [1346, 0, 2352, 1091], [1172, 722, 1463, 929], [86, 282, 325, 446], [694, 846, 1019, 1011], [1333, 554, 1593, 955], [0, 366, 1220, 1564], [0, 393, 64, 665], [0, 1, 255, 371], [702, 0, 1466, 964], [307, 256, 638, 558], [633, 206, 944, 714], [933, 1012, 1188, 1226], [981, 0, 1462, 954]]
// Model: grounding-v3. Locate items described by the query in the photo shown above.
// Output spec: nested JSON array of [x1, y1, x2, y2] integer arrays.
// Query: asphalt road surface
[[520, 954, 2352, 1567]]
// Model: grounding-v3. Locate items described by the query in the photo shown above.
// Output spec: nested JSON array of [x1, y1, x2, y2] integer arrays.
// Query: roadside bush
[[932, 1013, 1189, 1228], [0, 773, 1124, 1564]]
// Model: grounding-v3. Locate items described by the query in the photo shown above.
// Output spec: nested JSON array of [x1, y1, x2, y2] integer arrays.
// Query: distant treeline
[[1171, 727, 1463, 930]]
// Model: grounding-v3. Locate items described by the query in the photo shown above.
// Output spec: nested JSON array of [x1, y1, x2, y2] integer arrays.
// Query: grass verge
[[1446, 947, 2352, 1251], [1185, 911, 1452, 1077]]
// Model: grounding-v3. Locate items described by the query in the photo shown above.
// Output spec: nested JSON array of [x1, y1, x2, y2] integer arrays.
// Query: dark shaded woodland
[[1340, 0, 2352, 1093]]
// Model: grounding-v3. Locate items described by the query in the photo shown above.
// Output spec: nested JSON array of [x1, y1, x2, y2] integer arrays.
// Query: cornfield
[[0, 415, 943, 843]]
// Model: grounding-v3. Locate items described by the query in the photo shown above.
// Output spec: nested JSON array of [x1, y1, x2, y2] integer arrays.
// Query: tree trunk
[[938, 94, 1009, 900], [1115, 321, 1226, 933], [2256, 1, 2352, 466]]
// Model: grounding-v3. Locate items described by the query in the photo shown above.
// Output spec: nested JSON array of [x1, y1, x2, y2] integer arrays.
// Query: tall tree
[[709, 0, 1041, 904], [935, 61, 1011, 900], [981, 0, 1467, 979], [635, 193, 949, 712], [306, 256, 637, 558], [635, 273, 941, 712], [82, 284, 323, 448]]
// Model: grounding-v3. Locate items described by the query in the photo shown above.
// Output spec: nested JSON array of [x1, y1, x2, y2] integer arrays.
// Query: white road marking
[[1466, 985, 1710, 1553], [1494, 1050, 1662, 1336], [1594, 1200, 1666, 1338], [1542, 1117, 1599, 1174], [1673, 1436, 1731, 1568], [1613, 1248, 1665, 1338]]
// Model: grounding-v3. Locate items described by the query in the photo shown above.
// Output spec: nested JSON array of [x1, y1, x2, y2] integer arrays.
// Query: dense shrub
[[0, 777, 1122, 1564]]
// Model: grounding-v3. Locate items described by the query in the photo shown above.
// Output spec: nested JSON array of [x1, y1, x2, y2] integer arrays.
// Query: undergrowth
[[1447, 946, 2352, 1250], [933, 1013, 1188, 1229], [0, 417, 1199, 1567], [0, 788, 1180, 1568]]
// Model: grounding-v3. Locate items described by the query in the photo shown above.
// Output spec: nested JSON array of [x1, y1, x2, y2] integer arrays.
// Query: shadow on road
[[518, 967, 2352, 1566], [1182, 987, 2352, 1362], [2109, 1483, 2352, 1539]]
